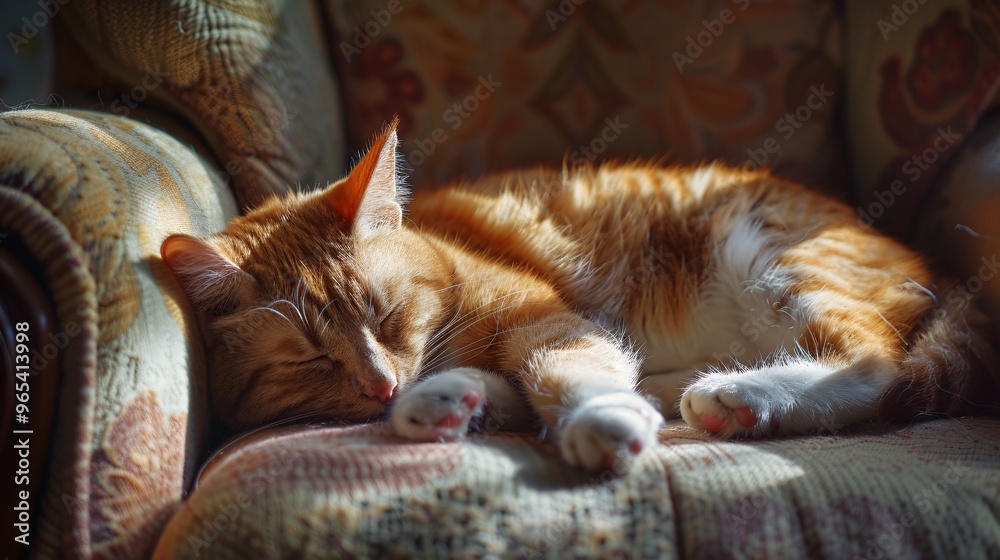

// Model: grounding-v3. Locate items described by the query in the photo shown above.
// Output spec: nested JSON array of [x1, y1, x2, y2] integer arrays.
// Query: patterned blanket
[[155, 418, 1000, 559]]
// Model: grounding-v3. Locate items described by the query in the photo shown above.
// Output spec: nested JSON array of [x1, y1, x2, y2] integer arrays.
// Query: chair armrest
[[0, 108, 238, 559]]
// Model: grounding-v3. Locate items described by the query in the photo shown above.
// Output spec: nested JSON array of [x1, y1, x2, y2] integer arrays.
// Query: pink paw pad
[[460, 389, 480, 409], [432, 389, 481, 429], [699, 413, 728, 433], [434, 412, 465, 429], [734, 406, 757, 428], [628, 438, 644, 455]]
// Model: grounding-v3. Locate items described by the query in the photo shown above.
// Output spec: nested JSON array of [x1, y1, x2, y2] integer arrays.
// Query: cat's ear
[[326, 117, 403, 236], [161, 234, 255, 313]]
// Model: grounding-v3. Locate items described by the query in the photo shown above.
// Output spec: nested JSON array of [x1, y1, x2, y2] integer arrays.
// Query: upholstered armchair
[[2, 1, 999, 558]]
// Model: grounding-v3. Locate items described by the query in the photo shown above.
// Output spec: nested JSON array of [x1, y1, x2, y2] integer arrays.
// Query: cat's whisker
[[430, 289, 534, 332], [269, 298, 307, 328], [420, 339, 496, 373], [422, 293, 530, 349], [421, 331, 496, 367], [874, 309, 906, 344], [486, 321, 579, 339], [904, 277, 937, 303], [447, 289, 538, 329], [296, 277, 311, 323], [426, 280, 477, 296], [420, 306, 539, 369], [319, 298, 339, 318], [315, 298, 340, 338], [421, 296, 545, 358], [420, 320, 580, 374], [249, 306, 296, 327], [420, 315, 551, 367]]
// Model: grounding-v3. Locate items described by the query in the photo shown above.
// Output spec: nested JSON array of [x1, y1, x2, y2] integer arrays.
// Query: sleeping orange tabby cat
[[162, 122, 998, 471]]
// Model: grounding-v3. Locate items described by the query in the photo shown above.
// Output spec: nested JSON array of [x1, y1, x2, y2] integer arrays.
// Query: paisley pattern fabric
[[843, 0, 1000, 350], [326, 0, 845, 192], [844, 0, 1000, 238]]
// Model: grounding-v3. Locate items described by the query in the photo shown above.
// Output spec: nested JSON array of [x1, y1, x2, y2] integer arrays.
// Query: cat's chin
[[262, 400, 389, 428], [340, 400, 391, 423]]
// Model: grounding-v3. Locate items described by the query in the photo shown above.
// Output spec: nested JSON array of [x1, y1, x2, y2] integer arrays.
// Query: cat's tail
[[879, 292, 1000, 421]]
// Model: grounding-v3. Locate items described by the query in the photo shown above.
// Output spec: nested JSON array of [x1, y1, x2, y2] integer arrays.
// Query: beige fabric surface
[[326, 0, 844, 192], [154, 418, 1000, 559], [59, 0, 347, 209], [0, 109, 238, 558]]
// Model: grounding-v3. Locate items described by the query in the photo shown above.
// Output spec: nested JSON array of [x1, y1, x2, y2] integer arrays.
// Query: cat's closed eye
[[208, 299, 242, 318], [377, 304, 403, 342], [276, 353, 328, 367], [305, 356, 341, 368], [269, 334, 332, 367]]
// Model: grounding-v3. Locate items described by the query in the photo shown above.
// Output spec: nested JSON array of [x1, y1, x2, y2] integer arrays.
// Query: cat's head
[[161, 121, 456, 430]]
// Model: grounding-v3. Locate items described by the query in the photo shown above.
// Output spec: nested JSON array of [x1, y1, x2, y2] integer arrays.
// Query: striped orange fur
[[162, 122, 999, 470]]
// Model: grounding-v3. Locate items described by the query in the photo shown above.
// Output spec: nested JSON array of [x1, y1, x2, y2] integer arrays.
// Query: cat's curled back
[[162, 122, 999, 471]]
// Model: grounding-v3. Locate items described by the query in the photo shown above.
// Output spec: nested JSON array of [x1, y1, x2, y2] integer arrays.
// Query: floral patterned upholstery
[[327, 1, 845, 192], [842, 1, 1000, 346], [844, 1, 1000, 237]]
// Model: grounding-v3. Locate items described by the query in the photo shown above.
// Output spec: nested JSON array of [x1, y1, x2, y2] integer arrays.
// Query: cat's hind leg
[[391, 368, 531, 441], [680, 356, 896, 438]]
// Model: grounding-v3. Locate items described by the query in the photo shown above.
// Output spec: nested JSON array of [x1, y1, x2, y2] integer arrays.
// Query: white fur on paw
[[681, 363, 824, 438], [679, 362, 860, 439], [560, 392, 665, 472], [680, 375, 769, 439], [392, 369, 486, 442]]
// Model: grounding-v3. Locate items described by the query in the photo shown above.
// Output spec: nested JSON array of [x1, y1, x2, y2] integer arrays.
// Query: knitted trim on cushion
[[0, 187, 99, 558]]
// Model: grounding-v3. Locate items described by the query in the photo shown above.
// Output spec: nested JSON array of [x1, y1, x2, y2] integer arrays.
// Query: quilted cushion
[[154, 419, 1000, 559], [325, 0, 844, 192], [59, 0, 347, 209]]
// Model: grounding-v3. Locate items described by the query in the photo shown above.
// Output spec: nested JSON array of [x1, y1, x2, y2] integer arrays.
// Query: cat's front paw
[[391, 369, 486, 442], [680, 372, 790, 438], [560, 392, 665, 472]]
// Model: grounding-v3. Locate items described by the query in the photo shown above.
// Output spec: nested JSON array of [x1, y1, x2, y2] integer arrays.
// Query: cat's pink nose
[[363, 380, 396, 403]]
